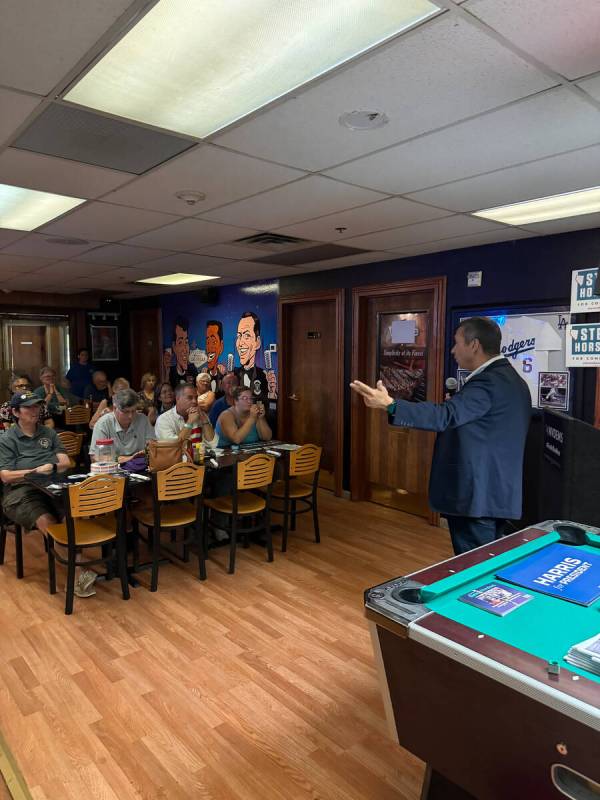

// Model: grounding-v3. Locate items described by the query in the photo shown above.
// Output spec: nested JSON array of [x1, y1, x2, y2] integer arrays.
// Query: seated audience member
[[65, 348, 94, 398], [155, 384, 217, 448], [156, 382, 175, 416], [83, 370, 111, 405], [208, 372, 238, 427], [0, 392, 70, 536], [215, 387, 272, 447], [137, 372, 158, 425], [196, 372, 216, 413], [0, 374, 53, 430], [89, 388, 155, 463], [89, 377, 130, 428], [33, 366, 77, 414]]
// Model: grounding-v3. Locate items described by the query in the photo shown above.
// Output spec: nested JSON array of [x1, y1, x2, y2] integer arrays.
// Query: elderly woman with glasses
[[0, 374, 53, 429], [33, 366, 77, 414], [214, 386, 271, 448]]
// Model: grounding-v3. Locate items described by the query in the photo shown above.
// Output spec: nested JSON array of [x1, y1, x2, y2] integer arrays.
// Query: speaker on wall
[[196, 287, 219, 304]]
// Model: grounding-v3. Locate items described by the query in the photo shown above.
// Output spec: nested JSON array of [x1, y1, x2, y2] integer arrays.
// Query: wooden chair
[[46, 475, 128, 615], [0, 514, 25, 579], [57, 430, 84, 469], [269, 444, 322, 552], [131, 462, 205, 591], [64, 405, 91, 427], [203, 453, 275, 574]]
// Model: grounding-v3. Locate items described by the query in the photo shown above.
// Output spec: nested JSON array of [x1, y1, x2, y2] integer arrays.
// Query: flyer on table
[[570, 267, 600, 313]]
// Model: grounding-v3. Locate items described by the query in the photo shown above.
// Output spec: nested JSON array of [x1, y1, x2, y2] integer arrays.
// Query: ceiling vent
[[231, 232, 314, 252]]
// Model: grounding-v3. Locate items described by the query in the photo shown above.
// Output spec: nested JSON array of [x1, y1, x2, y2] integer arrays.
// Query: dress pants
[[445, 515, 508, 555]]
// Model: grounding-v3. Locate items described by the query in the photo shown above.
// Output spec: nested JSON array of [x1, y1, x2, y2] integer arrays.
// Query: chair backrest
[[68, 475, 125, 518], [64, 405, 91, 425], [57, 430, 84, 457], [289, 444, 322, 478], [237, 453, 275, 490], [156, 462, 204, 501]]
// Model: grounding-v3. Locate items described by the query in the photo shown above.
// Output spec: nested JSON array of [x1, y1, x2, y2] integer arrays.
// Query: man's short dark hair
[[77, 347, 89, 356], [175, 383, 195, 399], [457, 317, 502, 356], [240, 311, 260, 337], [206, 319, 223, 340], [172, 315, 189, 343]]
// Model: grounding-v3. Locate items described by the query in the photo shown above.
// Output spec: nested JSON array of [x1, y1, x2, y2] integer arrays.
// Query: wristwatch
[[52, 463, 58, 474], [184, 422, 194, 429]]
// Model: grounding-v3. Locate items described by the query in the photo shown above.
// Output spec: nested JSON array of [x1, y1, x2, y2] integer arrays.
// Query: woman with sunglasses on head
[[0, 374, 54, 430], [215, 386, 271, 447]]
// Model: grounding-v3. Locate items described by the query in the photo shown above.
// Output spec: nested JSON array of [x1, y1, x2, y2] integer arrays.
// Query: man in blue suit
[[351, 317, 532, 554]]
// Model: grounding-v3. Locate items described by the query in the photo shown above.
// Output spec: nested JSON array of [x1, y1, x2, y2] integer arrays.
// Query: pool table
[[365, 520, 600, 800]]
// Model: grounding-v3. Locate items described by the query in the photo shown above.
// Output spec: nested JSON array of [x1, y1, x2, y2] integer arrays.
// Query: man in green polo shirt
[[0, 392, 71, 536]]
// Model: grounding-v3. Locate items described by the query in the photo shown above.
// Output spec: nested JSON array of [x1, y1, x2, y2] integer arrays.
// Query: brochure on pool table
[[496, 543, 600, 606]]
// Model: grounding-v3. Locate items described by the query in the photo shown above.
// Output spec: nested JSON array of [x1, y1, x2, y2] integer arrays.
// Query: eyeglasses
[[13, 383, 29, 389], [238, 395, 253, 402]]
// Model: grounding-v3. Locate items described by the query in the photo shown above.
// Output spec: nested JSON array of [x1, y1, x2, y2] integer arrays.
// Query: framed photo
[[538, 371, 569, 411], [90, 325, 119, 361], [377, 311, 428, 402]]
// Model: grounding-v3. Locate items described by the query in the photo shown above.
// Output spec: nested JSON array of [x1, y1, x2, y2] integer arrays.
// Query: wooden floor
[[0, 492, 452, 800]]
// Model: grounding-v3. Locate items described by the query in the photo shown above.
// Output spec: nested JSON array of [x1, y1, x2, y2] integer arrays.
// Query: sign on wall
[[566, 323, 600, 367], [161, 281, 278, 405], [570, 266, 600, 312]]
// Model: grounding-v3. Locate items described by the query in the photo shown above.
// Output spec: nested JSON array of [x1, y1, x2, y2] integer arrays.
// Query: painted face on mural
[[236, 315, 260, 369], [205, 323, 224, 372], [173, 324, 190, 370]]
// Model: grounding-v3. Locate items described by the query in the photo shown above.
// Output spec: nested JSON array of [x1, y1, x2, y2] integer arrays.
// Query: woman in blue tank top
[[215, 386, 272, 447]]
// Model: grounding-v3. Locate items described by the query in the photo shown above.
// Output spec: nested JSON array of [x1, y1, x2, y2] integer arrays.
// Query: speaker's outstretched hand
[[350, 380, 393, 410]]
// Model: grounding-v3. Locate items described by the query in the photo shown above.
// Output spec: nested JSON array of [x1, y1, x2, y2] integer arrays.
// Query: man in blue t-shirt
[[65, 348, 94, 398], [209, 372, 238, 427]]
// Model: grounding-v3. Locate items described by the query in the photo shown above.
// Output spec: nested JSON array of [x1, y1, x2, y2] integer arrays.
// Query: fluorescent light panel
[[473, 186, 600, 226], [136, 272, 218, 285], [0, 184, 85, 231], [65, 0, 440, 138]]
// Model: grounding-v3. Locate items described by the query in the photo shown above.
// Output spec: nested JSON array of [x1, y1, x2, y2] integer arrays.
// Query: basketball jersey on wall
[[499, 316, 562, 406]]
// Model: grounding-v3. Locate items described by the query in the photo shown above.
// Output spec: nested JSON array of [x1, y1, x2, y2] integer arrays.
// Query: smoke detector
[[339, 110, 389, 131], [175, 190, 206, 206]]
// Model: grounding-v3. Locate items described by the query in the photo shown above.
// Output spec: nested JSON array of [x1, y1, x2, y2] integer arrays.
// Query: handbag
[[146, 439, 188, 472]]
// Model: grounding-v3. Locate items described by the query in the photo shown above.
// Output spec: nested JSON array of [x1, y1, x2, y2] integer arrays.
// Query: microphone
[[227, 353, 234, 372], [445, 377, 458, 397], [264, 350, 272, 370]]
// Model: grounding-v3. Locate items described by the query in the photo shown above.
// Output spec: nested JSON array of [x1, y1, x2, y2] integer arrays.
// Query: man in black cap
[[0, 391, 70, 544]]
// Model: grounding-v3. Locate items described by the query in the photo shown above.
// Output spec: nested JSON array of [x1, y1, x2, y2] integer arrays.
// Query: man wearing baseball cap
[[0, 391, 70, 562]]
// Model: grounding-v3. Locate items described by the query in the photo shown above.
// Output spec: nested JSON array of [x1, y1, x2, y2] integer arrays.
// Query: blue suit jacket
[[390, 358, 531, 519]]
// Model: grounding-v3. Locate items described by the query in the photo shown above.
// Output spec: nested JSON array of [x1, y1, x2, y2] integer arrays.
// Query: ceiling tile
[[0, 228, 29, 248], [77, 243, 173, 266], [391, 227, 535, 256], [298, 251, 402, 271], [200, 176, 386, 229], [520, 211, 600, 236], [41, 202, 178, 242], [578, 73, 600, 103], [0, 148, 131, 199], [464, 0, 600, 79], [133, 252, 234, 275], [0, 1, 140, 95], [192, 242, 274, 260], [0, 253, 56, 272], [0, 89, 41, 147], [29, 260, 108, 280], [214, 15, 556, 171], [105, 144, 306, 215], [124, 218, 258, 250], [407, 144, 600, 212], [274, 197, 453, 241], [325, 88, 600, 194], [1, 233, 102, 260], [340, 214, 505, 250]]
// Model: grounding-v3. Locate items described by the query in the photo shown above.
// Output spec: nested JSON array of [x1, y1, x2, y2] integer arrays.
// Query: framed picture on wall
[[538, 371, 569, 411], [376, 311, 428, 402], [90, 325, 119, 361]]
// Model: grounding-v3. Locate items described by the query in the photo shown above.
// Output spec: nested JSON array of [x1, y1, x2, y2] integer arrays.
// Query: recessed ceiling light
[[136, 273, 218, 286], [64, 0, 440, 138], [339, 110, 389, 131], [0, 184, 85, 231], [473, 186, 600, 226]]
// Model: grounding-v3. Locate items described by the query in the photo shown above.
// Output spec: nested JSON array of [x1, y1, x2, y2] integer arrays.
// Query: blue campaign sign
[[566, 323, 600, 367], [570, 266, 600, 312]]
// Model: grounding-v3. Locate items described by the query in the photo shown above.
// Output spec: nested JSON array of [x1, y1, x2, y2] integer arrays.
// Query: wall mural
[[161, 281, 279, 407]]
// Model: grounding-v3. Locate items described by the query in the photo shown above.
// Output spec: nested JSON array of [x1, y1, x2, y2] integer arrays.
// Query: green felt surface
[[421, 531, 600, 684]]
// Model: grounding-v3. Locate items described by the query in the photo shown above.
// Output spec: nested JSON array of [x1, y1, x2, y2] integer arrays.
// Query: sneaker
[[74, 569, 97, 598], [213, 527, 229, 542]]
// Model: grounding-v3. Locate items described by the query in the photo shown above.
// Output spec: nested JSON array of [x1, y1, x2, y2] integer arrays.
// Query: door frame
[[350, 277, 446, 522], [278, 289, 345, 496]]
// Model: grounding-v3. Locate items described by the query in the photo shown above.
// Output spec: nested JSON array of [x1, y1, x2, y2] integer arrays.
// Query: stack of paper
[[565, 633, 600, 675]]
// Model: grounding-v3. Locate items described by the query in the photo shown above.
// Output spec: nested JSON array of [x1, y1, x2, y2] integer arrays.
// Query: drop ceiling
[[0, 0, 599, 297]]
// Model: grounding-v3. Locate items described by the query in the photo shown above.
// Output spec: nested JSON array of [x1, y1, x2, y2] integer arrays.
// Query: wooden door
[[129, 308, 162, 389], [279, 290, 344, 495], [352, 278, 446, 523], [9, 325, 47, 378]]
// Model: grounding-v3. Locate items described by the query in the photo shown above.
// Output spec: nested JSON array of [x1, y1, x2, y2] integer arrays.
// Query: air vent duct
[[232, 232, 313, 252]]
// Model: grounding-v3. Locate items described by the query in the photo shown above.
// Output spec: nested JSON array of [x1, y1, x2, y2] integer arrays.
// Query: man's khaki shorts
[[2, 485, 62, 530]]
